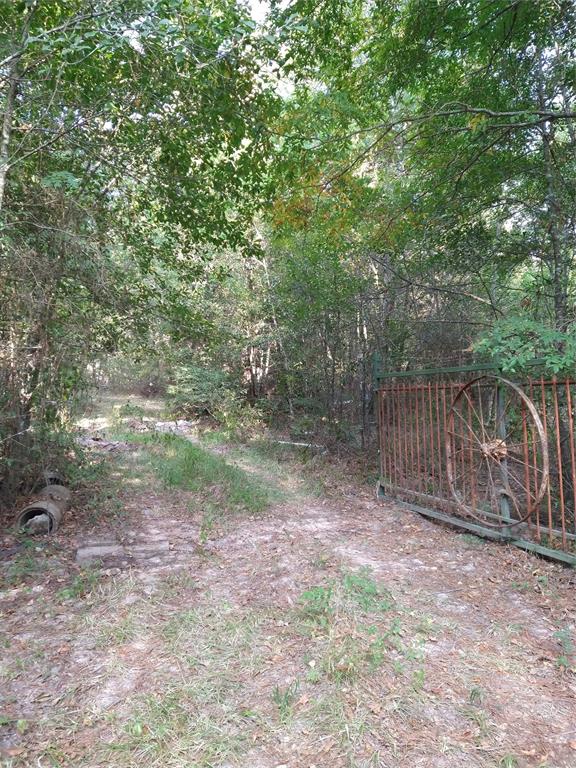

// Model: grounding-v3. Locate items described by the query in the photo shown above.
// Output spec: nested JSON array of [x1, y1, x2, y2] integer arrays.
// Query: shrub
[[475, 318, 576, 375], [167, 364, 236, 418]]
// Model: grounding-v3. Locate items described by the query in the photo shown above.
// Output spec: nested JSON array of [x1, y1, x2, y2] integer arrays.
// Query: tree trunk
[[537, 54, 568, 331], [0, 3, 36, 213], [257, 255, 294, 418]]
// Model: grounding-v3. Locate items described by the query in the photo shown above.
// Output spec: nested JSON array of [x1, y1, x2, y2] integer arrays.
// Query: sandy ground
[[1, 404, 575, 768]]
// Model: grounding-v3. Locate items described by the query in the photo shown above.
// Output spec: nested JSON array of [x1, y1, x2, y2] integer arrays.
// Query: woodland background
[[1, 0, 575, 512]]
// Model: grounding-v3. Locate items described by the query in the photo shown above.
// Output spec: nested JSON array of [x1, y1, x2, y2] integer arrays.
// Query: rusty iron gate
[[376, 362, 576, 565]]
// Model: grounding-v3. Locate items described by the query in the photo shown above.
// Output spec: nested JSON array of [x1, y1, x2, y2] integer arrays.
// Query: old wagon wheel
[[446, 375, 549, 527]]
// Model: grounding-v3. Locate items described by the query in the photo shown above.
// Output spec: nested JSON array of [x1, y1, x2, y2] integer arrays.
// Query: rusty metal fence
[[376, 362, 576, 565]]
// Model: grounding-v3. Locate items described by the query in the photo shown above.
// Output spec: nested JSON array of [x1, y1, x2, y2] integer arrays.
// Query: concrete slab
[[76, 544, 125, 564]]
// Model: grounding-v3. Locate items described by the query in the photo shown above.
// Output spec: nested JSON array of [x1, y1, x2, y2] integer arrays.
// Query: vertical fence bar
[[377, 389, 385, 484], [385, 388, 393, 489], [551, 378, 567, 548], [394, 383, 406, 484], [403, 383, 411, 489], [388, 385, 397, 488], [539, 377, 554, 540], [496, 381, 512, 530], [406, 384, 415, 493], [419, 385, 429, 496], [528, 379, 541, 540], [441, 381, 450, 506], [565, 380, 576, 537], [460, 385, 467, 508], [384, 388, 392, 487], [395, 383, 402, 487], [380, 388, 391, 482], [466, 389, 477, 513], [435, 380, 443, 500], [394, 383, 402, 488], [427, 382, 436, 497], [414, 384, 422, 494]]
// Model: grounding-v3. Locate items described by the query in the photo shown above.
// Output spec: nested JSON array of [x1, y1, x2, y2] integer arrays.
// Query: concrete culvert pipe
[[38, 484, 72, 505], [16, 500, 63, 534], [41, 470, 65, 487]]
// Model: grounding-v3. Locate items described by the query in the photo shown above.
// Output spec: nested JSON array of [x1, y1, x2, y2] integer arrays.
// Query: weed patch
[[120, 431, 276, 516], [1, 537, 61, 587], [296, 570, 411, 687], [107, 687, 248, 767], [298, 584, 334, 628], [342, 568, 394, 613], [553, 626, 575, 670], [272, 680, 300, 723], [56, 568, 100, 602]]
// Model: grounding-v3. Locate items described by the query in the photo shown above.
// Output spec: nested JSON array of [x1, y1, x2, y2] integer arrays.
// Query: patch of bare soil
[[1, 421, 575, 768]]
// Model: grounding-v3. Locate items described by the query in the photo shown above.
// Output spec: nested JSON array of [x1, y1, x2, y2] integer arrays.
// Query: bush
[[167, 364, 235, 417], [475, 318, 576, 375], [167, 363, 262, 439], [101, 355, 169, 396]]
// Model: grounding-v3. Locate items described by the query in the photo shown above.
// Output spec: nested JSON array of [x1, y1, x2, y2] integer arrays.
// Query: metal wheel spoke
[[483, 453, 498, 496], [476, 383, 489, 443], [453, 408, 484, 447], [505, 452, 545, 479], [496, 390, 516, 431], [451, 466, 471, 486], [463, 389, 484, 434], [507, 470, 529, 496]]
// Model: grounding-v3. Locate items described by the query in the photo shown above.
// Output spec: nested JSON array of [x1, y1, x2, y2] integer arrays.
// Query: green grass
[[3, 549, 45, 585], [93, 601, 268, 767], [1, 537, 59, 587], [298, 568, 394, 632], [239, 437, 313, 463], [108, 687, 248, 767], [95, 614, 139, 648], [56, 568, 100, 602], [341, 568, 395, 613], [229, 439, 325, 498], [272, 680, 300, 723], [469, 685, 484, 705], [297, 569, 410, 686], [499, 756, 519, 768], [553, 626, 574, 670], [118, 431, 278, 516], [462, 704, 492, 738], [298, 584, 334, 628]]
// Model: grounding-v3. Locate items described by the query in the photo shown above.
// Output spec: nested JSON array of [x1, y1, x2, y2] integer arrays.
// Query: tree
[[0, 0, 276, 507], [271, 0, 576, 332]]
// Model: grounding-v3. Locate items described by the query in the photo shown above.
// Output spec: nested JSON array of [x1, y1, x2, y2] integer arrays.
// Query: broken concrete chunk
[[76, 544, 125, 565], [130, 541, 170, 553], [25, 513, 51, 534]]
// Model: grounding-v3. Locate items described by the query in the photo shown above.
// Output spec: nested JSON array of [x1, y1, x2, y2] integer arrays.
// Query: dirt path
[[1, 404, 575, 768]]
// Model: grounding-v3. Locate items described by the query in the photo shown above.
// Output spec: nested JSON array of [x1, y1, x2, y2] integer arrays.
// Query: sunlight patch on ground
[[76, 415, 110, 430]]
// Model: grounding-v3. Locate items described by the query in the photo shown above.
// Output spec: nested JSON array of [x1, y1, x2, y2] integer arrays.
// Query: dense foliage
[[0, 0, 274, 506], [1, 0, 575, 507]]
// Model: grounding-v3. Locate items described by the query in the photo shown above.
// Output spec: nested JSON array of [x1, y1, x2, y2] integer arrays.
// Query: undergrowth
[[117, 431, 278, 516], [242, 436, 378, 494]]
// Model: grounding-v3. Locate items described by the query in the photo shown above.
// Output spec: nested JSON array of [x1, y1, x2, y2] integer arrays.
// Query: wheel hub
[[480, 438, 507, 461]]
